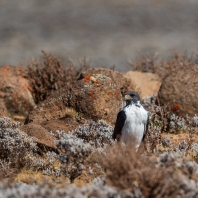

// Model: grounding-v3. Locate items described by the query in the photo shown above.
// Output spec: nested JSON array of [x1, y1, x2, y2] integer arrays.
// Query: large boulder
[[158, 65, 198, 116], [25, 74, 122, 125], [0, 65, 35, 117], [123, 71, 161, 97], [80, 68, 141, 96]]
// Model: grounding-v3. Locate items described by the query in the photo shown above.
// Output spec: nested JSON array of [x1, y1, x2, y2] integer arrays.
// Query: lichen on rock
[[26, 74, 122, 125]]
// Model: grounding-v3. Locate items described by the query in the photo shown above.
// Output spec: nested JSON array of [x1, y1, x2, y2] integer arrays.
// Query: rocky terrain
[[0, 51, 198, 197]]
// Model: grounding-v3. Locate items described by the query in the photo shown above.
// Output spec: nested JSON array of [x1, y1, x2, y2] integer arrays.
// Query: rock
[[80, 68, 141, 96], [20, 123, 57, 150], [26, 74, 122, 125], [0, 98, 8, 117], [158, 65, 198, 116], [0, 65, 35, 117], [123, 71, 161, 97]]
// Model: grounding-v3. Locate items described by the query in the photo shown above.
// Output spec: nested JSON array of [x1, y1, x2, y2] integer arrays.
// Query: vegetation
[[0, 52, 198, 197]]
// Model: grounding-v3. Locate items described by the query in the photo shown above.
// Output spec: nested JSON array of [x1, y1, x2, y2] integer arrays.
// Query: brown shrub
[[98, 144, 179, 197], [26, 51, 89, 104], [129, 52, 194, 79]]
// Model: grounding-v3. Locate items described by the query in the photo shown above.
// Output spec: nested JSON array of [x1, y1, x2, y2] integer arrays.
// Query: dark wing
[[142, 115, 149, 141], [112, 110, 126, 141]]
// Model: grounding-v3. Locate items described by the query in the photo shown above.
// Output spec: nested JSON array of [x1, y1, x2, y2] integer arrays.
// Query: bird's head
[[124, 91, 140, 105]]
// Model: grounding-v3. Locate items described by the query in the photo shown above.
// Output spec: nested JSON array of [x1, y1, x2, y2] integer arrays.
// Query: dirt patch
[[40, 117, 88, 134], [162, 133, 198, 146]]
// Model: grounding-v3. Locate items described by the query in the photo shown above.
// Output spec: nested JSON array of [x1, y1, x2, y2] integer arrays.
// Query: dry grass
[[12, 115, 26, 123], [15, 170, 49, 184], [63, 107, 77, 119], [14, 170, 72, 189]]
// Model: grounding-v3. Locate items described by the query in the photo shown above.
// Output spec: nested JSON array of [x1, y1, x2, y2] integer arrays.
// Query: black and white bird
[[112, 91, 149, 150]]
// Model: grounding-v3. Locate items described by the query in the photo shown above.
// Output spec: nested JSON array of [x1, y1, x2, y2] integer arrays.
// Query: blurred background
[[0, 0, 198, 71]]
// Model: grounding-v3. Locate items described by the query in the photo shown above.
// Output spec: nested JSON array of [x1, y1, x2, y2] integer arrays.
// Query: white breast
[[121, 102, 148, 149]]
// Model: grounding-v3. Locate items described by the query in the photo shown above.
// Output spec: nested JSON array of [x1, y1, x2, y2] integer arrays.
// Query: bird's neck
[[126, 100, 140, 107]]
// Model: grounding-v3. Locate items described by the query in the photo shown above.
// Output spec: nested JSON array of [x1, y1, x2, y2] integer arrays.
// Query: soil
[[162, 133, 198, 146], [40, 117, 88, 134]]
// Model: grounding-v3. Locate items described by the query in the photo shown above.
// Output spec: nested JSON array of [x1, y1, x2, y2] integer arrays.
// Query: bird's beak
[[124, 94, 133, 100]]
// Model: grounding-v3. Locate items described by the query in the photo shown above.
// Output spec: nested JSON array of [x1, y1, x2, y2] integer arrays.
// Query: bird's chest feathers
[[123, 104, 147, 134]]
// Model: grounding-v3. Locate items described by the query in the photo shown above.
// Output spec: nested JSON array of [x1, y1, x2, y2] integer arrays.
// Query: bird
[[112, 91, 149, 150]]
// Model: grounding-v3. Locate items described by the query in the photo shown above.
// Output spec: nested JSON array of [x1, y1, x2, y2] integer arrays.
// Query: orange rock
[[123, 71, 161, 97], [26, 74, 122, 125], [0, 65, 35, 117], [80, 68, 141, 97], [158, 65, 198, 116]]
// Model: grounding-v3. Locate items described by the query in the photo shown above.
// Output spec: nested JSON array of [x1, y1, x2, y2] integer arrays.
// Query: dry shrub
[[129, 51, 194, 78], [98, 144, 179, 197], [56, 133, 93, 183], [54, 120, 114, 182], [0, 178, 120, 198], [0, 117, 38, 179], [26, 51, 89, 104], [143, 95, 198, 136]]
